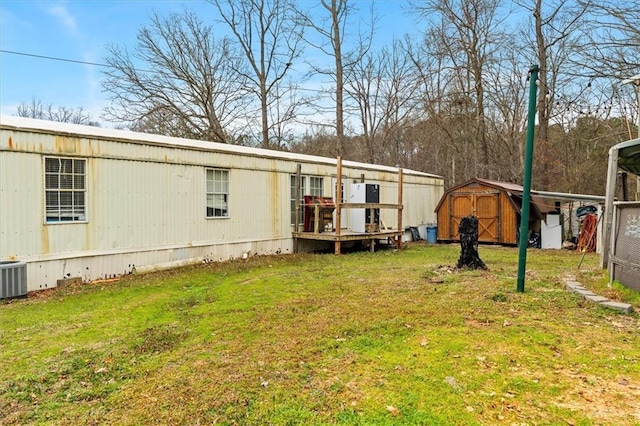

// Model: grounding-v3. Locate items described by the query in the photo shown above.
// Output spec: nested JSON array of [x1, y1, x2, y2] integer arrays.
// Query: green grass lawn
[[1, 244, 639, 425]]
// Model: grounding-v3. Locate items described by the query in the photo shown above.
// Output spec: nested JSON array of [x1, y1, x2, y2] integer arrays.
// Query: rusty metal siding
[[1, 117, 444, 291]]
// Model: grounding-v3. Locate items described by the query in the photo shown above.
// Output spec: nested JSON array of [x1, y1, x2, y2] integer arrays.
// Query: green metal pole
[[517, 64, 539, 293]]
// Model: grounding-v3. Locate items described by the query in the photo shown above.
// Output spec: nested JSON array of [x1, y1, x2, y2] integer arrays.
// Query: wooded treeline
[[20, 0, 639, 194]]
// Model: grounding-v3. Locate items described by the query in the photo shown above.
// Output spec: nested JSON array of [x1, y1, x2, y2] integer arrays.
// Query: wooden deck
[[292, 156, 405, 254], [293, 229, 403, 253]]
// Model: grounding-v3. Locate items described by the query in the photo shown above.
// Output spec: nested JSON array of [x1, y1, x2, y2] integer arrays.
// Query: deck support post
[[335, 157, 343, 255], [294, 163, 302, 253], [293, 156, 404, 255], [396, 168, 404, 249]]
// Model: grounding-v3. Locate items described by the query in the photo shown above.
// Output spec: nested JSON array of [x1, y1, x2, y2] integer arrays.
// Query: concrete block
[[567, 283, 586, 291], [599, 301, 634, 314], [574, 288, 596, 297], [584, 295, 609, 303], [565, 281, 588, 292]]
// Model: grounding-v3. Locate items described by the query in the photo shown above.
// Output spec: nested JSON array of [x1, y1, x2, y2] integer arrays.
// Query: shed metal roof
[[445, 177, 603, 202]]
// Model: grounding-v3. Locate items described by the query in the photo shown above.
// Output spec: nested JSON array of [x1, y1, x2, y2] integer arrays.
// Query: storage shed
[[0, 116, 444, 293], [435, 178, 547, 245]]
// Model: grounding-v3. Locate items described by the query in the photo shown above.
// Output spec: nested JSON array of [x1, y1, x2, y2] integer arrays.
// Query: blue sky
[[0, 0, 412, 125]]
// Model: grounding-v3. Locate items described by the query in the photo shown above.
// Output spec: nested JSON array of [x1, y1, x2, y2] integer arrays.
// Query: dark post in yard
[[456, 216, 487, 270], [516, 65, 540, 293]]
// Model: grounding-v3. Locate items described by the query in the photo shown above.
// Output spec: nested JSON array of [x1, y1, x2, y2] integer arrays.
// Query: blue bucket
[[426, 225, 437, 244]]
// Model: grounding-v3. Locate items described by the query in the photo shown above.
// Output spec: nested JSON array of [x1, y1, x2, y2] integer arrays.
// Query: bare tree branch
[[210, 0, 305, 148], [298, 0, 376, 156], [17, 97, 100, 126], [102, 10, 252, 143]]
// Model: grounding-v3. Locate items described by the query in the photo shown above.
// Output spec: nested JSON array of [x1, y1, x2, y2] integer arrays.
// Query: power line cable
[[0, 48, 327, 94], [0, 49, 111, 68]]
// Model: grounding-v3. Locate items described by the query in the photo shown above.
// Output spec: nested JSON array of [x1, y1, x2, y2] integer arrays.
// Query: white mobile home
[[0, 116, 444, 293]]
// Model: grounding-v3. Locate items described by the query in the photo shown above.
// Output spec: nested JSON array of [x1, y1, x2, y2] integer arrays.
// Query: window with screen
[[206, 168, 230, 218], [44, 157, 86, 223]]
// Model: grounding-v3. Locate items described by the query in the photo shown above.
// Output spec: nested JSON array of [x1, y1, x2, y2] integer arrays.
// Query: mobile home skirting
[[1, 116, 444, 292]]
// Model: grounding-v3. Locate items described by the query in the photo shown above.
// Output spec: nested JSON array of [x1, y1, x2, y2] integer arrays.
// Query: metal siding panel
[[0, 151, 43, 258], [22, 237, 294, 291], [383, 175, 441, 225], [2, 125, 445, 291], [2, 117, 443, 179], [232, 167, 283, 240]]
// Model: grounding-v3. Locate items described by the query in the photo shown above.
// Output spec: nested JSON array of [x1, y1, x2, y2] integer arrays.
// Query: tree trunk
[[456, 215, 487, 270], [534, 0, 550, 190], [261, 79, 270, 148], [332, 0, 345, 156]]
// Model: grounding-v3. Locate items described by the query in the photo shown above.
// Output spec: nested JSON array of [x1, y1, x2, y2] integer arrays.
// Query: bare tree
[[298, 0, 375, 157], [17, 98, 99, 126], [102, 11, 252, 143], [483, 50, 529, 182], [345, 38, 421, 166], [345, 49, 383, 163], [411, 0, 508, 180], [515, 0, 589, 189], [289, 127, 341, 158], [575, 0, 640, 155], [576, 0, 640, 78], [210, 0, 304, 149], [268, 83, 307, 148], [376, 39, 424, 168], [407, 33, 465, 185]]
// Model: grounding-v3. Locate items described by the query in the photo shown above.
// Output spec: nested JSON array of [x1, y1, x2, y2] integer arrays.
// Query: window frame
[[206, 167, 230, 218], [43, 156, 87, 224], [290, 175, 324, 226]]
